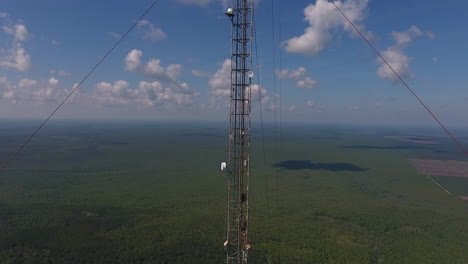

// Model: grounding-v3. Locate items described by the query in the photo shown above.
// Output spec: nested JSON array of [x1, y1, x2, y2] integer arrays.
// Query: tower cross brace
[[223, 1, 253, 264]]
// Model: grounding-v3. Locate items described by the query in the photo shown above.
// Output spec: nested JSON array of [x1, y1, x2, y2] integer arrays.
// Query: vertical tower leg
[[224, 1, 253, 264]]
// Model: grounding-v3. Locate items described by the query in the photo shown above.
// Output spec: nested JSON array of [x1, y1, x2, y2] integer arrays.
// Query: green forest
[[1, 121, 468, 263]]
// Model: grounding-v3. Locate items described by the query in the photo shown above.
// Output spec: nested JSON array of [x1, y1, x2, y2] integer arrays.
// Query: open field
[[409, 159, 468, 178], [1, 121, 468, 263]]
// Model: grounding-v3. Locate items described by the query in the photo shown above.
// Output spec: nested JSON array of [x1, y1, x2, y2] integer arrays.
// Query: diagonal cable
[[330, 0, 468, 155], [0, 0, 162, 174], [253, 5, 271, 218]]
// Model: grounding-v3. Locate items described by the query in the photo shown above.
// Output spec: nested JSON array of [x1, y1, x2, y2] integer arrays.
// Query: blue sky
[[0, 0, 467, 127]]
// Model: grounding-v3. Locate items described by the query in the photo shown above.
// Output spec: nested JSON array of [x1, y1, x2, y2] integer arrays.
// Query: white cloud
[[209, 59, 231, 96], [0, 76, 69, 103], [277, 66, 317, 89], [277, 67, 307, 79], [137, 20, 167, 41], [0, 72, 196, 108], [95, 80, 131, 105], [250, 84, 266, 102], [51, 39, 59, 45], [0, 20, 32, 72], [284, 0, 372, 56], [17, 78, 37, 88], [288, 105, 296, 111], [125, 49, 184, 86], [0, 43, 31, 72], [377, 26, 434, 82], [297, 77, 317, 89], [208, 58, 268, 109], [94, 80, 195, 107], [391, 25, 433, 47], [376, 48, 410, 82], [306, 99, 315, 108], [432, 57, 439, 63], [50, 69, 72, 77], [0, 12, 8, 18], [48, 77, 59, 86], [122, 50, 196, 107], [391, 31, 413, 47], [0, 76, 14, 101], [125, 49, 142, 71], [3, 24, 29, 41], [33, 78, 67, 101]]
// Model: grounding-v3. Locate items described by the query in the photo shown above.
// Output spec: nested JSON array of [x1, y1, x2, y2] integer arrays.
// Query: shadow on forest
[[338, 145, 423, 150], [274, 160, 368, 172]]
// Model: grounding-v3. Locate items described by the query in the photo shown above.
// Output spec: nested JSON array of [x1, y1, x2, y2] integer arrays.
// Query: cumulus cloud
[[297, 77, 317, 89], [209, 59, 231, 96], [3, 24, 29, 41], [209, 58, 269, 109], [306, 99, 315, 108], [0, 76, 14, 101], [17, 78, 37, 89], [277, 67, 307, 79], [391, 25, 433, 47], [250, 84, 266, 102], [377, 25, 434, 82], [125, 49, 183, 85], [94, 80, 194, 107], [0, 43, 31, 72], [284, 0, 372, 56], [376, 48, 411, 81], [0, 76, 70, 103], [0, 20, 32, 72], [0, 71, 195, 109], [32, 78, 68, 101], [277, 66, 317, 89], [137, 20, 167, 41], [122, 50, 196, 107]]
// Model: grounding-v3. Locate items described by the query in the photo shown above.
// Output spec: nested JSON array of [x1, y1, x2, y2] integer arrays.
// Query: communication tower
[[222, 1, 254, 263]]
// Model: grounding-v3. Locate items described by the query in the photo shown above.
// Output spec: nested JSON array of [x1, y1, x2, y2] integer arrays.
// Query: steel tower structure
[[222, 1, 253, 263]]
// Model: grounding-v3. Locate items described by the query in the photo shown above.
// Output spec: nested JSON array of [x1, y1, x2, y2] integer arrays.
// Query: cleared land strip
[[409, 159, 468, 178]]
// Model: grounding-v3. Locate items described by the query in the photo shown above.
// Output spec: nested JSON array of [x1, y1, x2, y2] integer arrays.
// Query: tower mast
[[223, 1, 253, 263]]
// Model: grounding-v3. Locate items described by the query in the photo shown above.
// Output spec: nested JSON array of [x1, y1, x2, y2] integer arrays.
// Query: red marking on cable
[[330, 0, 468, 155]]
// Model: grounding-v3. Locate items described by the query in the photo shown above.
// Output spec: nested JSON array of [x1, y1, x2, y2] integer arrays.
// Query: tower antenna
[[222, 1, 254, 263]]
